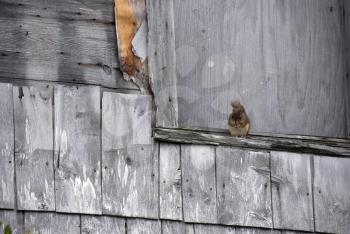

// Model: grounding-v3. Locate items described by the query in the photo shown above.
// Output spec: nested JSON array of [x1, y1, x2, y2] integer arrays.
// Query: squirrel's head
[[230, 101, 245, 119]]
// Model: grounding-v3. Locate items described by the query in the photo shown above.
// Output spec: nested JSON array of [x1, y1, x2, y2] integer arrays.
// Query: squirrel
[[228, 101, 250, 137]]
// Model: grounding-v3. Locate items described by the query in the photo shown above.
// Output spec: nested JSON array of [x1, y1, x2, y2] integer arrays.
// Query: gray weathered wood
[[0, 83, 14, 209], [54, 85, 102, 214], [102, 92, 158, 218], [216, 147, 272, 228], [174, 0, 346, 138], [13, 85, 55, 211], [314, 156, 350, 233], [154, 127, 350, 157], [346, 0, 350, 139], [147, 0, 178, 127], [24, 212, 80, 234], [81, 215, 125, 234], [0, 1, 136, 90], [271, 152, 313, 231], [162, 221, 186, 234], [195, 224, 235, 234], [159, 143, 182, 220], [236, 228, 281, 234], [181, 145, 217, 223], [127, 218, 161, 234], [0, 210, 24, 234]]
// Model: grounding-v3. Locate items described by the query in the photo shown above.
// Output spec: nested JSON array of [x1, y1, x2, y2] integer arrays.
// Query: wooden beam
[[153, 127, 350, 157]]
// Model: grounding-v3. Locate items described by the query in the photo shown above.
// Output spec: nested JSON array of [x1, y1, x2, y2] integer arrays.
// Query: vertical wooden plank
[[54, 85, 101, 214], [102, 93, 158, 218], [159, 143, 182, 220], [346, 0, 350, 138], [24, 212, 80, 234], [13, 85, 55, 211], [271, 152, 313, 231], [195, 224, 235, 234], [81, 215, 125, 234], [216, 147, 272, 228], [181, 145, 217, 223], [147, 0, 178, 127], [127, 218, 161, 234], [0, 210, 24, 234], [314, 156, 350, 233], [0, 83, 14, 209]]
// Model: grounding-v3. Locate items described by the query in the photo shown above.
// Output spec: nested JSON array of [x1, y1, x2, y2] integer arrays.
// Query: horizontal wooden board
[[0, 83, 15, 209], [314, 156, 350, 233], [13, 85, 55, 211], [174, 0, 347, 138], [271, 152, 313, 231], [0, 210, 24, 234], [54, 85, 102, 214], [24, 212, 80, 234], [81, 215, 125, 234], [154, 127, 350, 157], [181, 145, 217, 223], [216, 147, 272, 228], [102, 93, 158, 218], [159, 143, 182, 220]]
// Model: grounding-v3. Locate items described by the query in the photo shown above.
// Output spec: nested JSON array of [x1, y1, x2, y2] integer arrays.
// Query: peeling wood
[[154, 127, 350, 157], [0, 83, 15, 209], [13, 85, 55, 211], [114, 0, 149, 93]]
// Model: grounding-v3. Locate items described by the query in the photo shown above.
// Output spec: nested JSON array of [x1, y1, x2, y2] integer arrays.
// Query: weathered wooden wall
[[0, 0, 136, 89], [173, 0, 348, 138], [345, 0, 350, 138]]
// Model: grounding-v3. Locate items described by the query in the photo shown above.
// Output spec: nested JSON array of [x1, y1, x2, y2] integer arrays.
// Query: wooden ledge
[[153, 127, 350, 157]]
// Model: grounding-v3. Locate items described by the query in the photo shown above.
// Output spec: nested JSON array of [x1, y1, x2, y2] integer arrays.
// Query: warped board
[[159, 143, 182, 220], [271, 152, 313, 231], [195, 224, 235, 234], [147, 0, 178, 127], [174, 0, 347, 138], [0, 83, 14, 209], [127, 218, 161, 234], [13, 85, 55, 211], [0, 210, 24, 234], [54, 85, 102, 214], [314, 156, 350, 233], [0, 0, 136, 90], [81, 215, 125, 234], [24, 212, 80, 234], [102, 93, 158, 218], [216, 147, 272, 228], [181, 145, 217, 223]]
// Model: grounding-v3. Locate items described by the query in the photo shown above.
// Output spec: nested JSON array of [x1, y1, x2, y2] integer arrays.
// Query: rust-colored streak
[[115, 0, 142, 77]]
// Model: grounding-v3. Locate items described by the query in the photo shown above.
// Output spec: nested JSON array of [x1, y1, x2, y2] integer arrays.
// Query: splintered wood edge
[[153, 127, 350, 157]]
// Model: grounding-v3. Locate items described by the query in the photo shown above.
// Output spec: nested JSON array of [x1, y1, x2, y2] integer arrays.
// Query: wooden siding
[[346, 0, 350, 138], [13, 85, 55, 211], [0, 0, 136, 90], [173, 0, 347, 138], [54, 85, 102, 214], [0, 83, 14, 209]]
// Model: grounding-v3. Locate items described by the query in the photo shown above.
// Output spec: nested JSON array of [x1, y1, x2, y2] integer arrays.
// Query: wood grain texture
[[236, 228, 281, 234], [127, 218, 161, 234], [346, 0, 350, 139], [174, 0, 347, 138], [154, 127, 350, 157], [216, 147, 272, 228], [271, 152, 313, 231], [147, 0, 178, 127], [195, 224, 235, 234], [0, 83, 15, 209], [314, 156, 350, 233], [24, 212, 80, 234], [54, 85, 102, 214], [162, 221, 186, 234], [13, 85, 55, 211], [181, 145, 217, 223], [159, 143, 182, 220], [81, 215, 125, 234], [0, 210, 24, 234], [102, 93, 158, 218], [0, 0, 136, 90]]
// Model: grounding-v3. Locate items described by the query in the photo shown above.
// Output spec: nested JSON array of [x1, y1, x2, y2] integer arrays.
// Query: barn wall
[[173, 0, 348, 138], [345, 0, 350, 138], [1, 82, 350, 233]]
